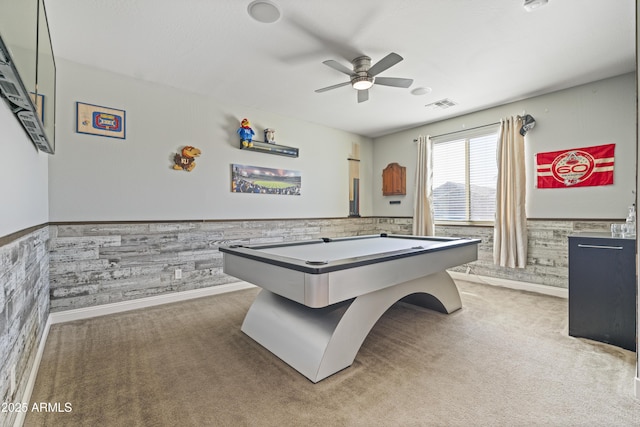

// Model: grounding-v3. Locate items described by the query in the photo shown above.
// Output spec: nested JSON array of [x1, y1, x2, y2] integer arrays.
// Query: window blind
[[432, 129, 498, 222]]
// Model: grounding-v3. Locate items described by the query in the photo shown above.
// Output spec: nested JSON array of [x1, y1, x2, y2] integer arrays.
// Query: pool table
[[220, 233, 480, 382]]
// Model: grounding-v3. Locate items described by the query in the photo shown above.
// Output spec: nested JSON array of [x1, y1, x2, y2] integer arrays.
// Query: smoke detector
[[524, 0, 548, 12]]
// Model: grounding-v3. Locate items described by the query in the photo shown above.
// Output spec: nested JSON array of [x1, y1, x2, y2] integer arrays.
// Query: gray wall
[[373, 73, 636, 220], [0, 97, 49, 238], [48, 59, 374, 222]]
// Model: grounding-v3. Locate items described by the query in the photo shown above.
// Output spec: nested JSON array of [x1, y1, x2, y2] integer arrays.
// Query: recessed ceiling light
[[411, 87, 432, 96], [247, 0, 281, 23]]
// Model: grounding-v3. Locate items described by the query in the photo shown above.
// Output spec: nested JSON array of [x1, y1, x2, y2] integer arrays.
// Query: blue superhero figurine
[[237, 118, 255, 148]]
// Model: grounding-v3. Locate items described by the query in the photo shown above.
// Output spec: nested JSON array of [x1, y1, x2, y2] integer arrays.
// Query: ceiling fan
[[315, 52, 413, 103]]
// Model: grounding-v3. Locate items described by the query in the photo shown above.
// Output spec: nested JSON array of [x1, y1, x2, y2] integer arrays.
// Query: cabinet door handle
[[577, 244, 623, 250]]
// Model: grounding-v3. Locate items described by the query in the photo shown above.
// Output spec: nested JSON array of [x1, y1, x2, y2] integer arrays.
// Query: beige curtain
[[413, 135, 435, 236], [494, 116, 527, 268]]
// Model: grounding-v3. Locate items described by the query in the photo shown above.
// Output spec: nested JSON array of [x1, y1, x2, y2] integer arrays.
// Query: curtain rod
[[413, 121, 501, 142]]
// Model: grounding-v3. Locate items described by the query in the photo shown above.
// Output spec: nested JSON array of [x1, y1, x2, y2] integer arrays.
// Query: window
[[432, 127, 499, 223]]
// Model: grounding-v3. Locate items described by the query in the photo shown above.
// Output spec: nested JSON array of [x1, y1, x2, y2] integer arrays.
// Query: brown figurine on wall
[[173, 146, 201, 172]]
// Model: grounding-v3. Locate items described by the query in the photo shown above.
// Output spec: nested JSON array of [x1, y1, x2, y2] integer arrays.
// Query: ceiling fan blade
[[315, 81, 351, 93], [357, 89, 369, 103], [373, 77, 413, 88], [322, 60, 354, 75], [368, 52, 403, 76]]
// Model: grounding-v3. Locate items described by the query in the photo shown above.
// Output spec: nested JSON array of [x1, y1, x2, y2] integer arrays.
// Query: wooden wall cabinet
[[382, 163, 406, 196]]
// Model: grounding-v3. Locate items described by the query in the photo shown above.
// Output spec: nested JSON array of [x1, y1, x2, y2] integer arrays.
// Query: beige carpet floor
[[25, 280, 640, 426]]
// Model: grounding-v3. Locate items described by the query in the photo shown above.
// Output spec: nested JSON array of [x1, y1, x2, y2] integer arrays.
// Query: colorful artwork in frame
[[76, 102, 126, 139], [231, 164, 301, 195]]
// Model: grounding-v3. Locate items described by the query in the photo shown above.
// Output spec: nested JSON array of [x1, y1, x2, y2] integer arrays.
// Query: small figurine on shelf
[[264, 128, 276, 144], [237, 118, 255, 148]]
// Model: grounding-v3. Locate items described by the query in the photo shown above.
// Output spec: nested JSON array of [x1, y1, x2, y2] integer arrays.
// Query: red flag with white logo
[[536, 144, 615, 188]]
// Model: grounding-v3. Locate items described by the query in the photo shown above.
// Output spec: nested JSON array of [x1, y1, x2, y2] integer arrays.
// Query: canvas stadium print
[[231, 164, 301, 195]]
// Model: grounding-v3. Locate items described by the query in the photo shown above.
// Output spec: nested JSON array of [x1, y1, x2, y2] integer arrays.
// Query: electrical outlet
[[174, 269, 182, 279]]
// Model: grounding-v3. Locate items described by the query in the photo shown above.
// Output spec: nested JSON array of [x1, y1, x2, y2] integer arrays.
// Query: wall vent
[[425, 98, 457, 110]]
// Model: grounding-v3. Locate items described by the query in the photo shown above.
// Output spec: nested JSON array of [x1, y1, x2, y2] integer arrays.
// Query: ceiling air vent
[[425, 98, 457, 110]]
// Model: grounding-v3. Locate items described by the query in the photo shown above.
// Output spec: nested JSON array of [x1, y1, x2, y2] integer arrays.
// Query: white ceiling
[[44, 0, 636, 138]]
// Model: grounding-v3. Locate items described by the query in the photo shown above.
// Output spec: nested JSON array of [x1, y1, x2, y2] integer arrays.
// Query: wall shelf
[[240, 140, 299, 158]]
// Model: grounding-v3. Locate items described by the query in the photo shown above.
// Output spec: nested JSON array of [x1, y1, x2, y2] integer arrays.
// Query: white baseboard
[[49, 281, 256, 324], [14, 316, 52, 427], [448, 271, 568, 299]]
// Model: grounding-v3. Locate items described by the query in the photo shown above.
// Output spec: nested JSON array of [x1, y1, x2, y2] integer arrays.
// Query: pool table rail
[[220, 234, 480, 308], [219, 233, 480, 275]]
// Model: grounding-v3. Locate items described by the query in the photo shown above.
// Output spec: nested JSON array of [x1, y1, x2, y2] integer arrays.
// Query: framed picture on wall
[[76, 102, 126, 139], [231, 164, 301, 195]]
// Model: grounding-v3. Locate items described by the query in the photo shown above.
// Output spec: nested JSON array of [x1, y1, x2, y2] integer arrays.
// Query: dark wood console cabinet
[[568, 233, 636, 351]]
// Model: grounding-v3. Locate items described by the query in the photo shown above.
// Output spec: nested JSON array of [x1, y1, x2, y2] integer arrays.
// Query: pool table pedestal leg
[[241, 270, 462, 383]]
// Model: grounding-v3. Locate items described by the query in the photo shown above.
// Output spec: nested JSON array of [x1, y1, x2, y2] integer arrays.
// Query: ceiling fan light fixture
[[352, 75, 374, 90], [316, 52, 412, 102], [523, 0, 548, 12]]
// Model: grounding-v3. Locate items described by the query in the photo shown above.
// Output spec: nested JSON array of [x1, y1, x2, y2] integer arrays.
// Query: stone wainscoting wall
[[435, 219, 611, 287], [49, 218, 388, 312], [0, 226, 50, 427], [48, 217, 613, 312]]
